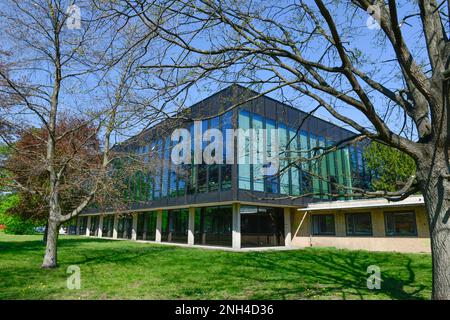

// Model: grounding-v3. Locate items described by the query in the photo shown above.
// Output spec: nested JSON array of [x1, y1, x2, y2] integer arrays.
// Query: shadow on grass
[[227, 248, 429, 300], [0, 235, 431, 300]]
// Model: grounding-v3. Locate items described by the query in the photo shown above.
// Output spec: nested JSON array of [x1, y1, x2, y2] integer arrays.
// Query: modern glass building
[[69, 85, 430, 253]]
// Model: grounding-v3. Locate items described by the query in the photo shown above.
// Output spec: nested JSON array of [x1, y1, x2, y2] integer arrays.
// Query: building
[[70, 85, 430, 253]]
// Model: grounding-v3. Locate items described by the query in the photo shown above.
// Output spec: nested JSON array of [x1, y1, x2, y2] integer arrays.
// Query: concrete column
[[284, 208, 292, 247], [98, 215, 104, 238], [155, 209, 162, 242], [131, 213, 138, 241], [86, 216, 91, 236], [232, 203, 241, 250], [112, 213, 118, 239], [188, 207, 195, 245]]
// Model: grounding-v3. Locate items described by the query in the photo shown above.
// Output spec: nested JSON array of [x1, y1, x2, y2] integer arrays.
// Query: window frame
[[345, 212, 373, 236], [384, 211, 418, 237], [311, 214, 336, 236]]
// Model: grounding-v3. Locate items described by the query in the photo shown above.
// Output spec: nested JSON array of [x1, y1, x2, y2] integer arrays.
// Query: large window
[[221, 111, 233, 190], [102, 215, 114, 238], [117, 215, 133, 239], [238, 110, 251, 190], [385, 212, 417, 236], [240, 206, 285, 247], [346, 213, 372, 236], [278, 124, 290, 195], [162, 209, 189, 243], [89, 216, 99, 236], [78, 216, 88, 235], [195, 206, 232, 247], [136, 211, 157, 241], [208, 117, 220, 191], [264, 118, 278, 193], [289, 128, 300, 196], [312, 214, 335, 235]]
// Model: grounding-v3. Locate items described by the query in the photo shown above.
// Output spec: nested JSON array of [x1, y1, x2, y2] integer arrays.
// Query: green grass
[[0, 232, 432, 300]]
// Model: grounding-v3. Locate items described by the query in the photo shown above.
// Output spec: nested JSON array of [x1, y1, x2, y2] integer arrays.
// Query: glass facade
[[194, 206, 232, 247], [102, 215, 114, 237], [79, 86, 374, 249], [78, 216, 88, 234], [161, 209, 189, 243], [136, 211, 157, 241], [117, 215, 133, 239], [240, 206, 285, 247], [236, 109, 363, 199]]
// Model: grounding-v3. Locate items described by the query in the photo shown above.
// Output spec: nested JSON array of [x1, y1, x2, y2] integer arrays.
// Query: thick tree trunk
[[41, 218, 59, 268], [417, 152, 450, 300]]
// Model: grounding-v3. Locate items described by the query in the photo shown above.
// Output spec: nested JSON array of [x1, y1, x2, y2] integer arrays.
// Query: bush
[[0, 194, 36, 235]]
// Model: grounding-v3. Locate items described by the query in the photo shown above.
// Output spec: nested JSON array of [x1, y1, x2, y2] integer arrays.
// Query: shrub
[[0, 194, 36, 235]]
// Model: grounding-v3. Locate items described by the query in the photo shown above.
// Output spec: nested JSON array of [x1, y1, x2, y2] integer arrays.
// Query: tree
[[3, 117, 100, 225], [364, 142, 416, 192], [0, 0, 164, 268], [117, 0, 450, 299]]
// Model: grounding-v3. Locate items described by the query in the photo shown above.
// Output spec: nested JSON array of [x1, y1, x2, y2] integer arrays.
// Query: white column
[[232, 203, 241, 250], [98, 215, 104, 238], [155, 209, 162, 242], [86, 216, 91, 236], [284, 207, 292, 247], [131, 213, 138, 240], [188, 207, 195, 245], [112, 214, 118, 239]]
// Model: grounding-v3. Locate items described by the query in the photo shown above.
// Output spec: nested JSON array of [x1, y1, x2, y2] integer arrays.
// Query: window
[[278, 124, 289, 194], [312, 214, 335, 235], [238, 110, 251, 190], [240, 206, 285, 247], [385, 212, 417, 236], [264, 118, 278, 193], [195, 206, 232, 247], [251, 114, 264, 192], [346, 213, 372, 236], [221, 111, 233, 190]]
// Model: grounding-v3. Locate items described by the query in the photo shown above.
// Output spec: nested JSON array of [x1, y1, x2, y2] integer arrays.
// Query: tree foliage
[[3, 117, 100, 222], [364, 142, 416, 192]]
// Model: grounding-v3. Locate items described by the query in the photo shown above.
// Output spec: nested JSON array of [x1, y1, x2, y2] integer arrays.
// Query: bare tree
[[0, 0, 164, 268], [115, 0, 449, 299]]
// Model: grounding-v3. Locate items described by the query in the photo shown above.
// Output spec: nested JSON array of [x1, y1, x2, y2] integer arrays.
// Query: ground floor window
[[102, 215, 114, 238], [195, 206, 232, 247], [78, 216, 87, 235], [384, 211, 417, 236], [136, 211, 157, 241], [312, 214, 335, 235], [240, 206, 285, 247], [89, 216, 99, 236], [161, 209, 189, 243], [117, 214, 133, 239], [346, 212, 372, 236], [67, 219, 77, 235]]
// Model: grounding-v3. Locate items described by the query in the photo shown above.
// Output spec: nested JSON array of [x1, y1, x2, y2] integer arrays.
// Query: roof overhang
[[297, 195, 425, 212]]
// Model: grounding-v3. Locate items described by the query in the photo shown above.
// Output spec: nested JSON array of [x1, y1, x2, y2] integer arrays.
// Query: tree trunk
[[41, 218, 59, 268], [417, 152, 450, 300]]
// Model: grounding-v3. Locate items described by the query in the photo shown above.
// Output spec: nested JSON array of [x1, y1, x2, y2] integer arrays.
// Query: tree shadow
[[221, 248, 430, 300]]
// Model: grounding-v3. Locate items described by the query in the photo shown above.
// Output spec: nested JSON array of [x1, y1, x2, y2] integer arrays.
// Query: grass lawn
[[0, 232, 432, 300]]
